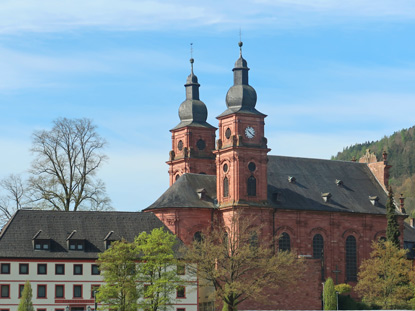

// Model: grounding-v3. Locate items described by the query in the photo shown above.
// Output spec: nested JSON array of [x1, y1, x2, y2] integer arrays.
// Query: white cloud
[[1, 0, 415, 35]]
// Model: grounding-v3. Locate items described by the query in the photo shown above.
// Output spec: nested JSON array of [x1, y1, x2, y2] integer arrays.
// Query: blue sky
[[1, 0, 415, 211]]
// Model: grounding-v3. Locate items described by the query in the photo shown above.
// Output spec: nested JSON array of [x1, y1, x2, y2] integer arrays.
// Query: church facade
[[145, 42, 409, 310]]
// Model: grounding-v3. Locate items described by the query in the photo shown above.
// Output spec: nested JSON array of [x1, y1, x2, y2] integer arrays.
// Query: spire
[[185, 57, 200, 100]]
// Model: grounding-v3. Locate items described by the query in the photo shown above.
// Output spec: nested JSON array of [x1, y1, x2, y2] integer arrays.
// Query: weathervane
[[239, 28, 243, 56], [190, 43, 194, 73]]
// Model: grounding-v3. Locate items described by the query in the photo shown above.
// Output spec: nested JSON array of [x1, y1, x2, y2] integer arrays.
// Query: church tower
[[214, 42, 270, 207], [167, 58, 216, 186]]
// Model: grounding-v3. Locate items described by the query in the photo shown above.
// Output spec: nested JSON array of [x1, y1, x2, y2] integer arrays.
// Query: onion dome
[[172, 58, 215, 130], [218, 42, 264, 118]]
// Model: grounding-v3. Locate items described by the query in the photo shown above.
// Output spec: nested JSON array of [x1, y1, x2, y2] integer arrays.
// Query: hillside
[[332, 126, 415, 216]]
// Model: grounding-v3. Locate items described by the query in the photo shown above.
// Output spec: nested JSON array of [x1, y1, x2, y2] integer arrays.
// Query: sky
[[1, 0, 415, 212]]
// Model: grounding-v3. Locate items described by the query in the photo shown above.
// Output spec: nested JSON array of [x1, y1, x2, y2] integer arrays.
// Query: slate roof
[[0, 210, 179, 259], [146, 173, 217, 210], [147, 155, 393, 215], [404, 223, 415, 242]]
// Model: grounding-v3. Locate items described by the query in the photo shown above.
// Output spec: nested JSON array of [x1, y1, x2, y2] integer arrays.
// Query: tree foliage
[[97, 239, 139, 311], [29, 117, 111, 211], [355, 240, 415, 309], [323, 277, 337, 310], [18, 281, 34, 311], [97, 228, 182, 311], [135, 228, 183, 311], [183, 212, 305, 311], [386, 187, 400, 248]]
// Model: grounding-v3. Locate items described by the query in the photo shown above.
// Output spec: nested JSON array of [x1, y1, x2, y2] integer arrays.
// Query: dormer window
[[32, 230, 51, 251], [104, 231, 120, 250], [197, 188, 207, 200], [69, 240, 85, 250], [321, 193, 332, 203], [288, 176, 296, 183], [369, 196, 379, 206]]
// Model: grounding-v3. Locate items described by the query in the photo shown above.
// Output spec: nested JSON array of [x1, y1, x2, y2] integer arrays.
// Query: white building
[[0, 210, 199, 311]]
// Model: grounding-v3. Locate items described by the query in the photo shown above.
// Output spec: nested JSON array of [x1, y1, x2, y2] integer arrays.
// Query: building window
[[69, 240, 84, 251], [55, 264, 65, 275], [34, 240, 50, 250], [37, 285, 46, 298], [0, 264, 10, 274], [247, 176, 256, 196], [0, 285, 10, 298], [278, 232, 291, 252], [91, 285, 100, 299], [91, 264, 100, 275], [250, 231, 258, 249], [19, 263, 29, 275], [176, 264, 185, 275], [37, 264, 47, 275], [74, 264, 83, 275], [177, 309, 186, 311], [73, 285, 82, 298], [177, 286, 185, 298], [346, 235, 357, 281], [223, 177, 229, 198], [19, 284, 25, 298], [55, 285, 64, 298], [193, 231, 203, 242], [313, 234, 324, 259]]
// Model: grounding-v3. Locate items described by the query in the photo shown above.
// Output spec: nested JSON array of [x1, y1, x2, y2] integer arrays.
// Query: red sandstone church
[[145, 42, 414, 310]]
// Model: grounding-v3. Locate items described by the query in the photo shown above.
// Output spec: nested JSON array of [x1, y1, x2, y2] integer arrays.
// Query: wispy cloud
[[1, 0, 415, 34]]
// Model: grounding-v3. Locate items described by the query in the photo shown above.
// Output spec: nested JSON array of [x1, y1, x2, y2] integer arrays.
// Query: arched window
[[193, 231, 203, 242], [250, 231, 258, 249], [345, 235, 357, 281], [278, 232, 290, 251], [247, 176, 256, 196], [313, 234, 324, 259], [175, 174, 180, 181], [223, 177, 229, 198]]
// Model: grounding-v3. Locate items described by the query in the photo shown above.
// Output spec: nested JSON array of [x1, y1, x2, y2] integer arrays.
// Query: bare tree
[[0, 174, 27, 225], [28, 118, 111, 211]]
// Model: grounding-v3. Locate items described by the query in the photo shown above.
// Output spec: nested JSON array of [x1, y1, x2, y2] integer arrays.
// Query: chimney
[[399, 194, 406, 214]]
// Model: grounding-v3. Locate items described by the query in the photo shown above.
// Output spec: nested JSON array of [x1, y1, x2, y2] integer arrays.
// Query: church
[[144, 41, 412, 310]]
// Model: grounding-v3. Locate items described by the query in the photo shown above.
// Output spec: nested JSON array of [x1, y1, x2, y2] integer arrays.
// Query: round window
[[223, 164, 228, 173], [225, 128, 231, 139], [196, 139, 206, 150], [177, 140, 183, 151], [248, 162, 256, 172]]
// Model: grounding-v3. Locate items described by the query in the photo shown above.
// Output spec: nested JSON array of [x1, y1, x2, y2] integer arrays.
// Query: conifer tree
[[323, 277, 337, 310], [18, 281, 34, 311], [386, 187, 400, 247]]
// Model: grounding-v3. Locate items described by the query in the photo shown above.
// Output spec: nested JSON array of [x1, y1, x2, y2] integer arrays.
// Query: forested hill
[[332, 126, 415, 216]]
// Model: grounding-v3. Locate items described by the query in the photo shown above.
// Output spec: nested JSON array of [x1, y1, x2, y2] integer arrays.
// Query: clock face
[[245, 126, 255, 139]]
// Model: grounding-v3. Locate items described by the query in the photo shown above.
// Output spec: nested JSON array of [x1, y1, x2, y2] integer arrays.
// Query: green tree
[[18, 281, 34, 311], [323, 277, 337, 310], [386, 187, 400, 247], [96, 239, 139, 311], [135, 228, 183, 311], [355, 240, 414, 309], [183, 212, 305, 311]]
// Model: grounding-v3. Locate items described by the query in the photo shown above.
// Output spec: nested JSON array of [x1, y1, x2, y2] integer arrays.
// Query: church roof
[[147, 156, 393, 215], [0, 210, 180, 259], [146, 173, 217, 210]]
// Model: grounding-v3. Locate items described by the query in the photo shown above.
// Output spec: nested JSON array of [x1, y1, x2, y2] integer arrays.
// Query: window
[[250, 231, 258, 249], [0, 285, 9, 298], [177, 309, 186, 311], [55, 285, 64, 298], [193, 231, 202, 242], [91, 285, 100, 299], [69, 240, 84, 251], [19, 284, 25, 298], [346, 235, 357, 281], [73, 285, 82, 298], [37, 285, 46, 298], [91, 264, 100, 275], [1, 264, 10, 274], [177, 264, 185, 275], [177, 286, 185, 298], [37, 264, 47, 275], [278, 232, 291, 252], [34, 240, 50, 250], [223, 177, 229, 198], [247, 176, 256, 196], [19, 263, 29, 275], [74, 264, 83, 275], [313, 234, 324, 259], [55, 264, 65, 275]]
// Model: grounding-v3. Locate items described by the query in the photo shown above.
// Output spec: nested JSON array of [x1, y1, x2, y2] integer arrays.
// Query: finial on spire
[[190, 43, 194, 74], [238, 29, 243, 56]]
